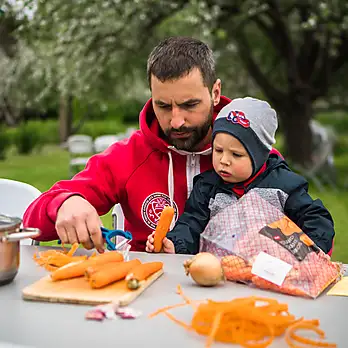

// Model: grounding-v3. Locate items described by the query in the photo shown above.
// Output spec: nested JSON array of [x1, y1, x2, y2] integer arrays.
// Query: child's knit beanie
[[212, 97, 278, 174]]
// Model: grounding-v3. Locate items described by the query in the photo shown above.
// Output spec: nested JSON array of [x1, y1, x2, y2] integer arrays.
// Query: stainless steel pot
[[0, 214, 41, 285]]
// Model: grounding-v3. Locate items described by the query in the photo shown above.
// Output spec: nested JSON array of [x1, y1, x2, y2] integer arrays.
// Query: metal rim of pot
[[0, 214, 41, 242]]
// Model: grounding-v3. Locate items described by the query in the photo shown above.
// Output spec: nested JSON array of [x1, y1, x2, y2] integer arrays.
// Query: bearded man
[[24, 37, 275, 252]]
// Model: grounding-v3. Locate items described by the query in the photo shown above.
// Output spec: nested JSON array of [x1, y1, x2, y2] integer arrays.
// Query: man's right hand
[[55, 196, 104, 253]]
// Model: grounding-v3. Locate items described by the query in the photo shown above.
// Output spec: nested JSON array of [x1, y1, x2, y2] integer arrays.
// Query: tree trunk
[[0, 97, 21, 126], [279, 97, 313, 167], [59, 95, 73, 143]]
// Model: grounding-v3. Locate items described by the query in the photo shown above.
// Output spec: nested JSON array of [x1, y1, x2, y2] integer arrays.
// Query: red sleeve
[[23, 144, 127, 241]]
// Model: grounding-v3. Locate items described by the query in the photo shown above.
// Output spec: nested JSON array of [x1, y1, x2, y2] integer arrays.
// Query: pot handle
[[1, 228, 41, 243]]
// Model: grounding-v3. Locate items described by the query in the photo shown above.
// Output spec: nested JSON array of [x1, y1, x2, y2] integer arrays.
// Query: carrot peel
[[33, 243, 83, 271], [149, 284, 337, 348], [285, 320, 337, 348]]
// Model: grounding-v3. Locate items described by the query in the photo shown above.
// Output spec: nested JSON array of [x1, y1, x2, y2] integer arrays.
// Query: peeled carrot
[[126, 261, 163, 290], [89, 259, 141, 289], [51, 251, 124, 281], [153, 206, 175, 252], [45, 265, 59, 272], [85, 261, 124, 279], [46, 254, 87, 268]]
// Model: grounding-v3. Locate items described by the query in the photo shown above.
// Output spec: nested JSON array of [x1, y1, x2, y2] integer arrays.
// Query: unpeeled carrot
[[153, 206, 175, 252], [89, 259, 142, 289], [126, 261, 163, 290], [50, 251, 124, 281], [221, 255, 252, 282]]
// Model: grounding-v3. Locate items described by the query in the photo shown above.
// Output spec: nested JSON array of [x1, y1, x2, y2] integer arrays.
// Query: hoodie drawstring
[[167, 151, 175, 230]]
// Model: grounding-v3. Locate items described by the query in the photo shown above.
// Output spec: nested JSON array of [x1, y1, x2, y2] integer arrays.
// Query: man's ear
[[211, 79, 221, 106]]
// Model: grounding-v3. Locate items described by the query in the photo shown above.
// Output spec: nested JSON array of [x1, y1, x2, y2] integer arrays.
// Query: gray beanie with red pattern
[[212, 97, 278, 175]]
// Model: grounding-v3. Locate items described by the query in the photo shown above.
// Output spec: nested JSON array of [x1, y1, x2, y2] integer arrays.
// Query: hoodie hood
[[139, 95, 231, 228], [140, 96, 231, 154]]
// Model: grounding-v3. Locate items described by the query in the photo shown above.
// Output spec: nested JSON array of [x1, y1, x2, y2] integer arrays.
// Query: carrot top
[[126, 261, 163, 290]]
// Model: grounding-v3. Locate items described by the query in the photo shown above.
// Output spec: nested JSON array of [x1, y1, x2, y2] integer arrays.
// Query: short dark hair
[[147, 36, 216, 90]]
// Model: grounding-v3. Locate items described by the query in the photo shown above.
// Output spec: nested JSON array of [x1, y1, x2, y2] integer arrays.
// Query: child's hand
[[161, 237, 175, 253], [145, 232, 155, 252], [145, 231, 175, 254]]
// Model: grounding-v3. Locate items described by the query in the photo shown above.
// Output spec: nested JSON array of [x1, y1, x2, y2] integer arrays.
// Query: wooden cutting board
[[22, 269, 164, 306]]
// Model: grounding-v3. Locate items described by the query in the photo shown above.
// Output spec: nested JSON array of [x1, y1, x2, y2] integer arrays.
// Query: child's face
[[212, 133, 253, 183]]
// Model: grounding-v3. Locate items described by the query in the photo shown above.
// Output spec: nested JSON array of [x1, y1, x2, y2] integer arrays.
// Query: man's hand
[[145, 231, 175, 254], [55, 196, 104, 253]]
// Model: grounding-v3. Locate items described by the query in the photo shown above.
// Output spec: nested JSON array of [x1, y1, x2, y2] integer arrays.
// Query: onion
[[183, 252, 224, 287]]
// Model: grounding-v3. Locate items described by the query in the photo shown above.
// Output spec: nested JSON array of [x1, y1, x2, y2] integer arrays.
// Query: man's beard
[[164, 103, 214, 151]]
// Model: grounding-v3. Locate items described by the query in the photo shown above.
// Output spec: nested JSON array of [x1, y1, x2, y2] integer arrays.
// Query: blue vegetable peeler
[[57, 227, 132, 251], [101, 226, 132, 251]]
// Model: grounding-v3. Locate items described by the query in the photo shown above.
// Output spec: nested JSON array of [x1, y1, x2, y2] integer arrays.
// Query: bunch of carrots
[[33, 205, 173, 288], [150, 285, 336, 348], [33, 245, 163, 290], [33, 243, 86, 272]]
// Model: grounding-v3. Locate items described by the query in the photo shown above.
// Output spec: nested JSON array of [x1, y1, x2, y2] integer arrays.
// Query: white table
[[0, 246, 346, 348]]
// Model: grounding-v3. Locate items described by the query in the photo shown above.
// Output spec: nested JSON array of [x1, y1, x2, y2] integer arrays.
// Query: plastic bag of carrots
[[200, 191, 343, 298]]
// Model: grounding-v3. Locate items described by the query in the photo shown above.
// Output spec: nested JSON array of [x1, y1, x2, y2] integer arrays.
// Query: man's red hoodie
[[23, 96, 232, 251]]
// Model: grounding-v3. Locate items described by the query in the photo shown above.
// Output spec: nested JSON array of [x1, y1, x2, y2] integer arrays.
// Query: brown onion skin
[[183, 252, 225, 287]]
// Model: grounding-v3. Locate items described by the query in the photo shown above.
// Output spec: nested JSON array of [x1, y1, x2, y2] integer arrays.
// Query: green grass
[[0, 145, 113, 249], [309, 191, 348, 263], [0, 146, 70, 192], [0, 117, 136, 227], [1, 115, 348, 262]]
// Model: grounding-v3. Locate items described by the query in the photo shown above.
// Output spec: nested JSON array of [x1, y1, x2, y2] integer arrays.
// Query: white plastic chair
[[293, 120, 337, 191], [125, 127, 137, 137], [111, 204, 125, 248], [94, 135, 119, 153], [112, 204, 125, 230], [67, 134, 94, 178], [115, 127, 137, 142], [0, 178, 42, 245]]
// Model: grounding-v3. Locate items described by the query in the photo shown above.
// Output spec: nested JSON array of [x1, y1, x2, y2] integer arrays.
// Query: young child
[[146, 97, 335, 255]]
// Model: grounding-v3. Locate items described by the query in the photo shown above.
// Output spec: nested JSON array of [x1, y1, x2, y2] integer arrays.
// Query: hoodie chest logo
[[141, 192, 178, 229]]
